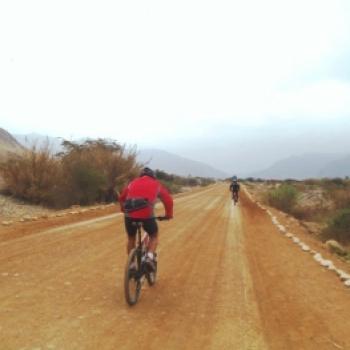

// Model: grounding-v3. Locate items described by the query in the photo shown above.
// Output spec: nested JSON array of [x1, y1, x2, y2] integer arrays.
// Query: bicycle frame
[[133, 222, 147, 280], [124, 216, 168, 305]]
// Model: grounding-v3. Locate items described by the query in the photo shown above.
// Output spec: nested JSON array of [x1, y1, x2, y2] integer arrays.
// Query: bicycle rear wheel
[[233, 193, 238, 205], [124, 248, 142, 306], [146, 258, 157, 286]]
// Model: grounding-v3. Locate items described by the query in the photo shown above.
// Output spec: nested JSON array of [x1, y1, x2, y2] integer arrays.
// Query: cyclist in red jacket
[[119, 167, 173, 270]]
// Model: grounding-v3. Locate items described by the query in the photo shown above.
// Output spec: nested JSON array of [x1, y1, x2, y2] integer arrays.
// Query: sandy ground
[[1, 184, 350, 350]]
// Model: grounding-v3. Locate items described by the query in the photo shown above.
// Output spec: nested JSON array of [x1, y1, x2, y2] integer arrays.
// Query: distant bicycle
[[232, 192, 239, 205], [124, 216, 168, 306]]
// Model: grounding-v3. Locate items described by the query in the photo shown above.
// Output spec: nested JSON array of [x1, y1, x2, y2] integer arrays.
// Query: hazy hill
[[13, 132, 228, 178], [14, 133, 63, 152], [320, 155, 350, 178], [250, 153, 348, 179], [0, 128, 24, 158], [138, 149, 228, 179]]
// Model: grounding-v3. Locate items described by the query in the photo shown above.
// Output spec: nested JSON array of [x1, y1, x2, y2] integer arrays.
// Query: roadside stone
[[301, 244, 310, 252], [292, 237, 300, 244], [1, 220, 13, 226], [313, 253, 323, 262], [272, 216, 278, 224], [339, 272, 350, 281], [325, 240, 347, 257], [320, 259, 334, 269], [277, 224, 286, 233], [0, 194, 54, 221], [335, 268, 345, 276]]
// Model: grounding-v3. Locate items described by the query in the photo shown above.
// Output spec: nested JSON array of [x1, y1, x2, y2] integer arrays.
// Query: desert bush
[[292, 206, 330, 222], [304, 178, 321, 186], [0, 139, 141, 208], [159, 179, 182, 194], [318, 178, 350, 211], [154, 169, 214, 191], [57, 139, 140, 206], [0, 137, 216, 207], [0, 145, 60, 204], [265, 184, 298, 213], [63, 161, 106, 205], [322, 208, 350, 244], [328, 189, 350, 210]]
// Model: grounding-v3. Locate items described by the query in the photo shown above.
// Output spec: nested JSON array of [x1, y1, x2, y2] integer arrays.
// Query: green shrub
[[322, 208, 350, 244], [265, 184, 298, 213], [65, 161, 107, 205], [158, 179, 182, 194], [154, 169, 214, 189]]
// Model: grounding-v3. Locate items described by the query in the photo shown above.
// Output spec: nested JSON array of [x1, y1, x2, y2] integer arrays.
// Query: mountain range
[[9, 130, 228, 178], [2, 128, 350, 179], [0, 128, 24, 157], [137, 149, 228, 178], [250, 153, 350, 179]]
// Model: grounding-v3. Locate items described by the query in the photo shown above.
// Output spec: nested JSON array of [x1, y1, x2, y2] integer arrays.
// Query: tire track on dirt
[[1, 183, 268, 350]]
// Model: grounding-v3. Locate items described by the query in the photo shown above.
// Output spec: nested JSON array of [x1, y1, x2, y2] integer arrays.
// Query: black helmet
[[140, 167, 155, 178]]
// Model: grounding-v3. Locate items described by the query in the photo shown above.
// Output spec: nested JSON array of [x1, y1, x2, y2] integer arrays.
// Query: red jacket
[[119, 175, 173, 219]]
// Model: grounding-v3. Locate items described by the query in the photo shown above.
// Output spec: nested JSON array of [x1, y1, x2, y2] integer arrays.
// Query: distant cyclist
[[229, 176, 240, 203], [119, 167, 173, 271]]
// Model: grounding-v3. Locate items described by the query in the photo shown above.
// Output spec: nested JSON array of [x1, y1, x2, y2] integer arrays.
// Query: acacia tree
[[59, 139, 141, 204]]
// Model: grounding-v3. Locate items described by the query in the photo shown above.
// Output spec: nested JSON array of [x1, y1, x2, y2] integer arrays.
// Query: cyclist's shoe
[[144, 256, 156, 272]]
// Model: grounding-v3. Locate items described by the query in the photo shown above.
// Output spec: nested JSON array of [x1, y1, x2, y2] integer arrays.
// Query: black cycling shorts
[[124, 217, 158, 238]]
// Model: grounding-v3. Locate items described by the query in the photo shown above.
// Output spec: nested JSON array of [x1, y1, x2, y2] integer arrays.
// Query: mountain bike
[[232, 191, 239, 205], [124, 216, 168, 306]]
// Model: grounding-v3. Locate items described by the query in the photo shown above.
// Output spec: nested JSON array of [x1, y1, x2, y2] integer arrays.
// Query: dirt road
[[1, 184, 350, 349]]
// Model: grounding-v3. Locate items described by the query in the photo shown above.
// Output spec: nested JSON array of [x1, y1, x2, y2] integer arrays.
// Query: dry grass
[[0, 145, 60, 204], [265, 184, 299, 213], [260, 178, 350, 244], [0, 140, 140, 208]]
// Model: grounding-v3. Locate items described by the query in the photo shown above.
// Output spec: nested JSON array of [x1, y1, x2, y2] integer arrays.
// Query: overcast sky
[[1, 0, 350, 173]]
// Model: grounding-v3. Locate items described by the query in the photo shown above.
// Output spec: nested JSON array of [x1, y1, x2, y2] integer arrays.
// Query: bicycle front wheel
[[124, 248, 142, 306]]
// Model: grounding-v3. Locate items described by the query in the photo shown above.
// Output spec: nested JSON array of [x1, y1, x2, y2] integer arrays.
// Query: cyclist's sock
[[147, 252, 154, 260]]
